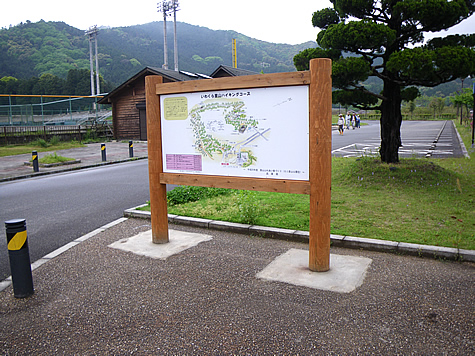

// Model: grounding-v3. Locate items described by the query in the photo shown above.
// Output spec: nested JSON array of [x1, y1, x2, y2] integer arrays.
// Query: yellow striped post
[[5, 219, 34, 298], [101, 143, 106, 161], [32, 151, 39, 172], [129, 141, 134, 158]]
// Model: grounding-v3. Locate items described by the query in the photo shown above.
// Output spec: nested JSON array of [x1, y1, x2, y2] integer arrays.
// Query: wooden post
[[308, 58, 332, 272], [145, 75, 169, 244]]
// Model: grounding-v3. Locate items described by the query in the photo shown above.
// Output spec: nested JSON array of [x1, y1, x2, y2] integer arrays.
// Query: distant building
[[98, 65, 258, 141], [210, 65, 258, 78]]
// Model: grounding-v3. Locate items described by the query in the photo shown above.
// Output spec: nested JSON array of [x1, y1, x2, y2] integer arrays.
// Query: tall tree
[[294, 0, 475, 163]]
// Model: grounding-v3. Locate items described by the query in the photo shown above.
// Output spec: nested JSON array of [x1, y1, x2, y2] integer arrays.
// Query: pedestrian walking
[[345, 112, 351, 130], [338, 114, 345, 135]]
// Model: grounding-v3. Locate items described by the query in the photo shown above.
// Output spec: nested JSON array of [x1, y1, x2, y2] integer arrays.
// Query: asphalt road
[[331, 120, 463, 158], [0, 160, 150, 280]]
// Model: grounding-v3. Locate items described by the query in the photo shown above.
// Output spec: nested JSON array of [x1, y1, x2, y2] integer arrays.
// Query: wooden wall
[[111, 76, 175, 140], [113, 83, 145, 140]]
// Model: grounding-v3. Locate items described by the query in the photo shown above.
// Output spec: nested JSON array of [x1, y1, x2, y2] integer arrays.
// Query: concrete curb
[[23, 159, 82, 167], [0, 217, 128, 293], [453, 120, 470, 159], [0, 156, 148, 183], [124, 206, 475, 263]]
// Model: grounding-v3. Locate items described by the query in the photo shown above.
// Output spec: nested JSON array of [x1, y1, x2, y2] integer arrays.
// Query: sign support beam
[[308, 58, 332, 272], [145, 75, 169, 244]]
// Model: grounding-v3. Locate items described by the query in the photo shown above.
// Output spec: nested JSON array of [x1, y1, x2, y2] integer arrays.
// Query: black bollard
[[129, 141, 134, 158], [5, 219, 34, 298], [32, 151, 39, 172], [101, 143, 106, 162]]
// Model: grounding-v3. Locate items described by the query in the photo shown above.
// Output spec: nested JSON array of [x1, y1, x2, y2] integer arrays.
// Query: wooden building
[[98, 65, 257, 141]]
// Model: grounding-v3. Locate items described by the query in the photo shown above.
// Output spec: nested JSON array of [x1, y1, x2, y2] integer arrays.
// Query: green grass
[[0, 139, 84, 157], [36, 152, 75, 164], [141, 120, 474, 250]]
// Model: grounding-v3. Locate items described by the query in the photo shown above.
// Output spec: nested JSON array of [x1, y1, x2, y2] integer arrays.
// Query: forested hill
[[0, 20, 317, 86]]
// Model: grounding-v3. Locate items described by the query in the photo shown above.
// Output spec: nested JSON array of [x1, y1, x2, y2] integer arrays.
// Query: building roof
[[210, 65, 258, 78], [98, 67, 202, 104], [98, 65, 259, 104]]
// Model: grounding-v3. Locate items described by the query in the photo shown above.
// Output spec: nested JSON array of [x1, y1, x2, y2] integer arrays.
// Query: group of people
[[337, 112, 360, 135]]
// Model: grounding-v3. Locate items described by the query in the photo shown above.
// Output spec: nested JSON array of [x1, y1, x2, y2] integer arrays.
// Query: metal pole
[[460, 79, 464, 125], [8, 95, 12, 125], [472, 83, 474, 148], [95, 96, 98, 122], [95, 31, 100, 95], [159, 1, 170, 70], [129, 140, 134, 158], [41, 95, 44, 124], [69, 96, 73, 122], [89, 34, 95, 96], [101, 143, 106, 161], [173, 0, 178, 71], [32, 151, 39, 172], [5, 219, 34, 298], [232, 39, 237, 68]]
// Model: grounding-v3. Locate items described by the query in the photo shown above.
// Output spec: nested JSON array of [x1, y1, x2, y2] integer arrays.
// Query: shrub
[[31, 138, 49, 148], [237, 190, 260, 225], [167, 186, 233, 206], [49, 136, 60, 145]]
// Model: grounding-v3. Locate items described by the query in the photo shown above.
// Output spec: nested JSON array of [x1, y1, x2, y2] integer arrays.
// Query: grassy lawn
[[37, 152, 75, 164], [0, 139, 84, 157], [143, 121, 474, 250]]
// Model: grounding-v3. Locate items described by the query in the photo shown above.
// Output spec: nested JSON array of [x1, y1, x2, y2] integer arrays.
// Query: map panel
[[160, 85, 309, 180]]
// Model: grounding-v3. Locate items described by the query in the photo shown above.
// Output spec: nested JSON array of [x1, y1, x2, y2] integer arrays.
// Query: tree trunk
[[379, 81, 402, 163]]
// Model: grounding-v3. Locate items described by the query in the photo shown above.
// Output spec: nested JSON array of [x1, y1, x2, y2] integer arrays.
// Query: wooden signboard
[[145, 58, 332, 271]]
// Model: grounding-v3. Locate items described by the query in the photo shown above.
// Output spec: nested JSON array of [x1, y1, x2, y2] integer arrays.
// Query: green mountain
[[0, 20, 317, 86]]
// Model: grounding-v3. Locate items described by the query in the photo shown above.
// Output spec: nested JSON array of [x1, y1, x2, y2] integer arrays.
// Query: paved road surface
[[0, 160, 150, 280], [332, 120, 464, 158]]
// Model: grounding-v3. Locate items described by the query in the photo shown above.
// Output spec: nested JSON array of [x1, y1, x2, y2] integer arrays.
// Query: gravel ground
[[1, 218, 474, 355]]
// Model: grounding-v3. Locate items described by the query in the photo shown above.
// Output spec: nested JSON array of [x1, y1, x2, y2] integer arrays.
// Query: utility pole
[[87, 30, 95, 96], [172, 0, 180, 71], [95, 33, 100, 95], [158, 1, 172, 70], [85, 26, 100, 96]]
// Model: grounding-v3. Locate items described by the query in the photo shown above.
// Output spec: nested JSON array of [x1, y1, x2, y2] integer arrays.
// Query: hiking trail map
[[160, 85, 309, 180]]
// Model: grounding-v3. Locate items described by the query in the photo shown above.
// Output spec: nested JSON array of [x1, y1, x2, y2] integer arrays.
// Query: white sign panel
[[160, 85, 309, 180]]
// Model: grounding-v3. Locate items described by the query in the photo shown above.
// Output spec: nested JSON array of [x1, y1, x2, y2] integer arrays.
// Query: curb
[[124, 206, 475, 263], [0, 156, 148, 183], [0, 217, 128, 293], [23, 159, 82, 167], [453, 120, 470, 159]]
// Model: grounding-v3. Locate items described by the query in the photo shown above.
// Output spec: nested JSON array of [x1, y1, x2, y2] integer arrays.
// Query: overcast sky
[[1, 0, 474, 45]]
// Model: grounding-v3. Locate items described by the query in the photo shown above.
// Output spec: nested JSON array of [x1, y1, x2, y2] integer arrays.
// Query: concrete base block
[[256, 248, 372, 293], [108, 229, 212, 260]]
